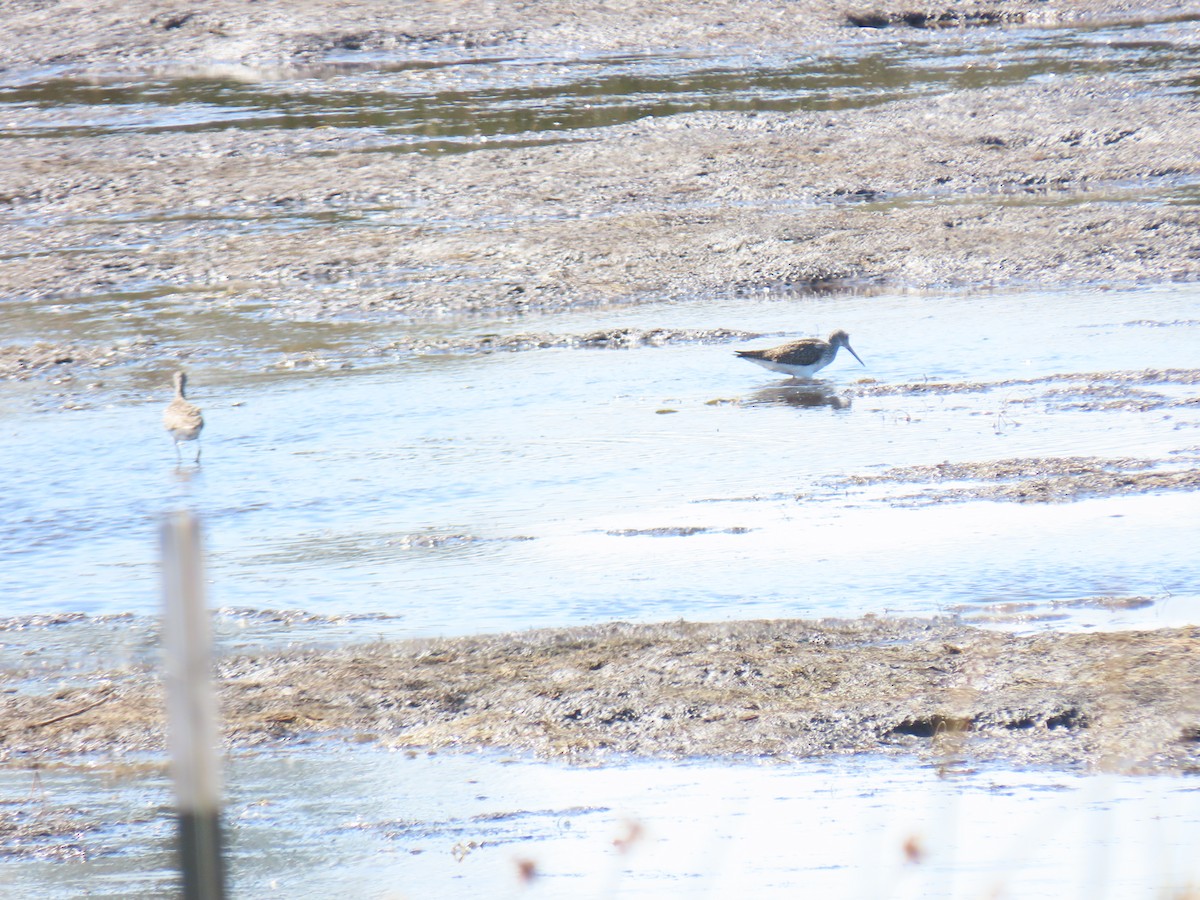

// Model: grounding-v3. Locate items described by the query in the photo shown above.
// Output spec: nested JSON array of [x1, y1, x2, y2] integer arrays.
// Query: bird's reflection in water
[[743, 382, 851, 410], [171, 465, 202, 486]]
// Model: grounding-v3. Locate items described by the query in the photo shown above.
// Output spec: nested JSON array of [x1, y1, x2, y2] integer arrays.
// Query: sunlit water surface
[[3, 747, 1200, 898], [1, 286, 1198, 639]]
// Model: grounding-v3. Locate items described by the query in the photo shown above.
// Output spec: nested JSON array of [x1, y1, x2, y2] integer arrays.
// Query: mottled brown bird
[[163, 370, 204, 463], [735, 329, 865, 379]]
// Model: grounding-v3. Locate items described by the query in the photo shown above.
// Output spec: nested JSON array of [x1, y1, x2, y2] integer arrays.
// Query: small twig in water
[[993, 400, 1019, 435], [25, 690, 115, 729]]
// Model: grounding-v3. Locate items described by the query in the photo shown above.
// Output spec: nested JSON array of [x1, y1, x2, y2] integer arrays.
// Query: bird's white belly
[[747, 357, 828, 378]]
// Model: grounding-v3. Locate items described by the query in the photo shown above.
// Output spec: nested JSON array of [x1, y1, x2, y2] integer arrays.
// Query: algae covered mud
[[3, 0, 1200, 894]]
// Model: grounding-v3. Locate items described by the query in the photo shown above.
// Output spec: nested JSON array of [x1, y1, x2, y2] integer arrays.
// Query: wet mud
[[2, 616, 1198, 774], [7, 79, 1199, 330], [380, 327, 762, 355], [840, 454, 1200, 503], [4, 0, 1200, 796], [0, 0, 1145, 74], [4, 1, 1200, 385], [0, 340, 157, 383]]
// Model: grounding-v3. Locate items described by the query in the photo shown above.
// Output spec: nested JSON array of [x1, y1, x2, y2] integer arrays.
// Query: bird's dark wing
[[762, 339, 824, 366]]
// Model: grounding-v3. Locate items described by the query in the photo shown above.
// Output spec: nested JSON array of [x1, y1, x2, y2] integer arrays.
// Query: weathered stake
[[161, 511, 226, 900]]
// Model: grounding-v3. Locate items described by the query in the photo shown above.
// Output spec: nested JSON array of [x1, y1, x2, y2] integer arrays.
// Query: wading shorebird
[[163, 370, 204, 463], [735, 329, 865, 379]]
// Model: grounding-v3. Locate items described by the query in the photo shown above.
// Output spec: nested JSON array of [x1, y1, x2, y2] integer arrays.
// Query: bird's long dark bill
[[847, 345, 865, 366]]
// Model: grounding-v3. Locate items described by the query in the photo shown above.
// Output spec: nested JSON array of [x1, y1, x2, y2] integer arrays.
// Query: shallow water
[[3, 746, 1200, 898], [2, 286, 1199, 640]]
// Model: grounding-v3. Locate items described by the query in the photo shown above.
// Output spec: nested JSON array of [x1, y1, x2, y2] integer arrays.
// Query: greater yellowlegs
[[163, 370, 204, 463], [735, 329, 865, 379]]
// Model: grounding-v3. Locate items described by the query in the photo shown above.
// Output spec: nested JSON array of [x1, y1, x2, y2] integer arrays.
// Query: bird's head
[[830, 330, 865, 366]]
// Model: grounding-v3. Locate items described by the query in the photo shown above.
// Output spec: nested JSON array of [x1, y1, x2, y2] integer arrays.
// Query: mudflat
[[3, 0, 1200, 345], [2, 616, 1198, 773], [2, 0, 1199, 777]]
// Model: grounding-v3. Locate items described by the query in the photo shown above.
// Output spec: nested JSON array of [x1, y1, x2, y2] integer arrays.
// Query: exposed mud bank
[[1, 0, 1159, 74], [840, 454, 1200, 503], [4, 2, 1200, 390], [5, 80, 1199, 327], [2, 616, 1198, 773]]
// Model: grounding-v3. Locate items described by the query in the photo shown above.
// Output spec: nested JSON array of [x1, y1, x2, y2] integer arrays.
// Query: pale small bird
[[735, 329, 865, 379], [163, 370, 204, 463]]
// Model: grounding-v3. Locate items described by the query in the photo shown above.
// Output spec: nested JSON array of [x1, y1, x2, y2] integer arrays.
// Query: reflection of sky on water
[[3, 746, 1200, 897], [2, 287, 1198, 636]]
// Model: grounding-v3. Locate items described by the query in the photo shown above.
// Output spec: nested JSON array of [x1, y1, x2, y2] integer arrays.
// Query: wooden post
[[161, 511, 226, 900]]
